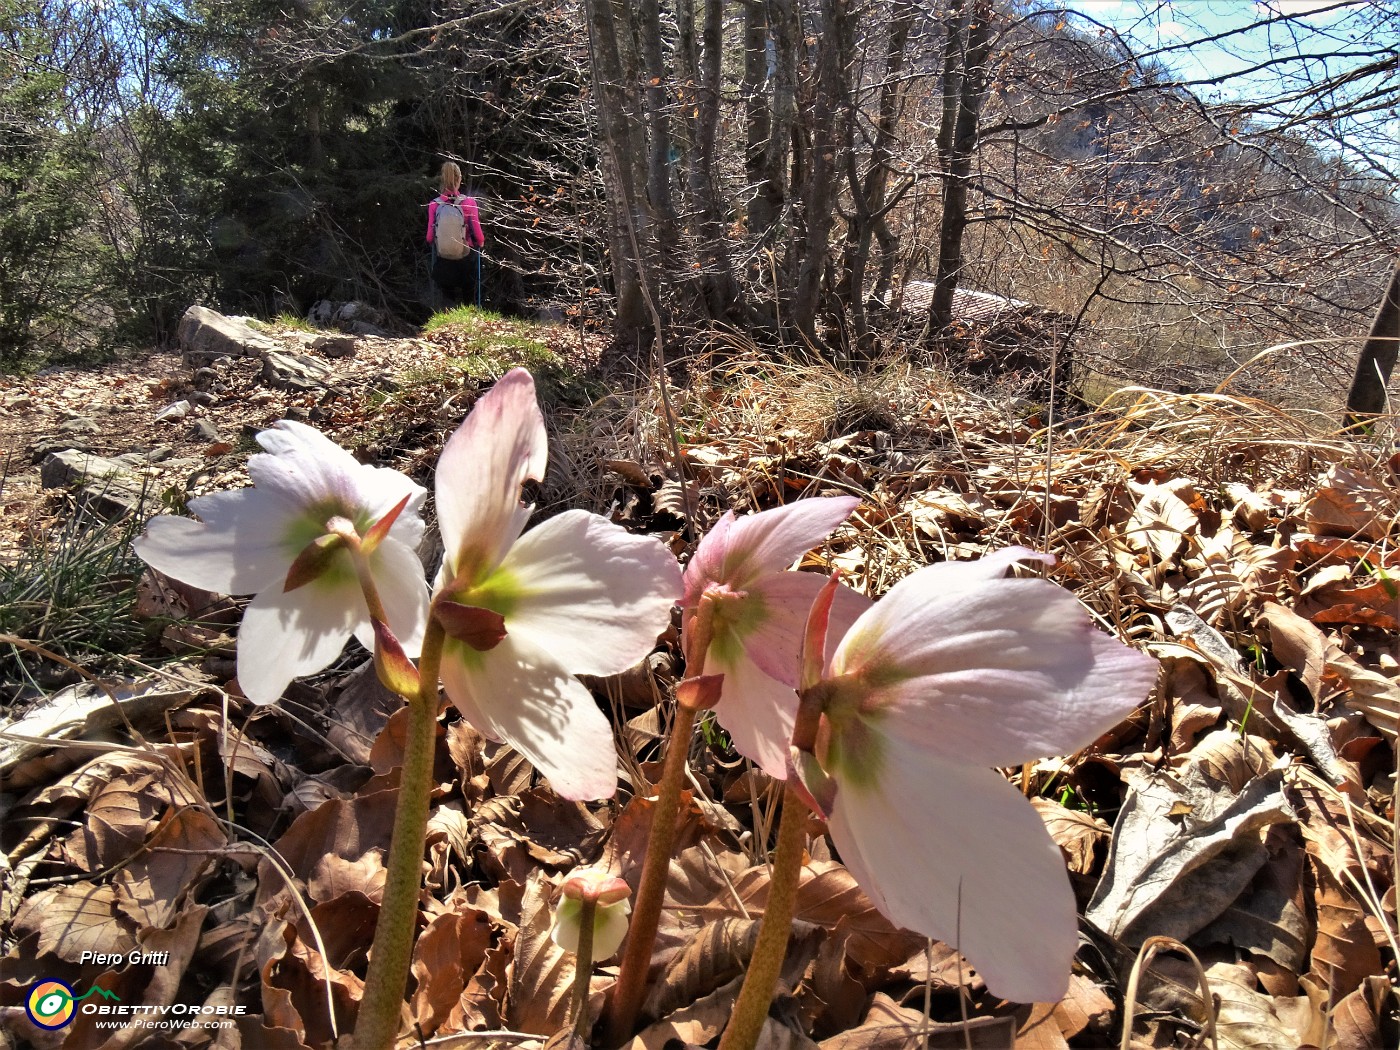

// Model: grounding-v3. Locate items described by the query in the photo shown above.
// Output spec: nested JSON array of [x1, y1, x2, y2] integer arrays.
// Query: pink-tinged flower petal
[[742, 572, 871, 687], [440, 632, 619, 800], [498, 509, 681, 677], [350, 538, 429, 658], [683, 497, 859, 606], [827, 738, 1077, 1003], [707, 644, 801, 779], [236, 579, 364, 704], [133, 488, 293, 594], [436, 369, 546, 582], [831, 562, 1156, 767]]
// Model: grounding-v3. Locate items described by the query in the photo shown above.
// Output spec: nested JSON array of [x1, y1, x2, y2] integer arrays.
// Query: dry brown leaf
[[1259, 603, 1329, 705], [1163, 660, 1224, 752], [1086, 757, 1294, 945], [1050, 975, 1114, 1042], [623, 975, 742, 1050], [410, 908, 494, 1036], [1304, 860, 1382, 1004], [1031, 797, 1108, 875], [1301, 466, 1392, 542], [114, 805, 227, 928], [724, 861, 924, 971], [506, 871, 587, 1035], [810, 932, 870, 1034], [259, 788, 399, 906], [1014, 1001, 1070, 1048], [1194, 824, 1310, 974], [1207, 960, 1311, 1050], [817, 992, 1017, 1049], [13, 883, 137, 963], [1128, 484, 1199, 563], [1329, 975, 1394, 1050], [62, 905, 207, 1050], [642, 916, 760, 1023], [1225, 482, 1276, 531]]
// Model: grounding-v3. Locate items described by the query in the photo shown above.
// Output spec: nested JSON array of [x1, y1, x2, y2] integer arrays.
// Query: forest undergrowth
[[2, 321, 1399, 1049]]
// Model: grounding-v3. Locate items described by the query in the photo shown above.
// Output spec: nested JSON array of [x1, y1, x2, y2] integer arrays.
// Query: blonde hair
[[439, 161, 462, 194]]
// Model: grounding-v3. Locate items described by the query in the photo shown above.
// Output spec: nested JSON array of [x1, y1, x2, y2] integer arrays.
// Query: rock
[[263, 350, 334, 393], [57, 415, 101, 436], [177, 304, 281, 365], [156, 400, 192, 422], [40, 449, 148, 519], [191, 419, 222, 442], [190, 391, 217, 406], [312, 334, 358, 359], [192, 366, 220, 390], [30, 436, 97, 464]]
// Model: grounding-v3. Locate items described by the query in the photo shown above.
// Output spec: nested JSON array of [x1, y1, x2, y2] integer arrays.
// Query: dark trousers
[[432, 251, 478, 307]]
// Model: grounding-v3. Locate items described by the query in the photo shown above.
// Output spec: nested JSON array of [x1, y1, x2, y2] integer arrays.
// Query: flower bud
[[550, 869, 632, 960]]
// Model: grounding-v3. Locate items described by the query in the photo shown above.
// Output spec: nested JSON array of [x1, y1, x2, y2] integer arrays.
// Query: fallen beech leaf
[[1032, 797, 1108, 876], [1086, 748, 1294, 945], [817, 992, 1016, 1049], [507, 871, 589, 1035], [1304, 860, 1381, 1002], [14, 883, 137, 963], [1302, 466, 1392, 542], [114, 805, 227, 927], [63, 905, 208, 1050], [259, 789, 399, 905], [1014, 1001, 1070, 1049], [642, 917, 822, 1025], [682, 860, 924, 972], [1128, 484, 1198, 563], [1051, 974, 1115, 1041], [1330, 975, 1394, 1050], [1207, 960, 1312, 1050], [411, 908, 494, 1036]]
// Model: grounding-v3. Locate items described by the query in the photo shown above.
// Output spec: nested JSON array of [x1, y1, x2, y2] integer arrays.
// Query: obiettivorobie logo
[[25, 980, 120, 1030]]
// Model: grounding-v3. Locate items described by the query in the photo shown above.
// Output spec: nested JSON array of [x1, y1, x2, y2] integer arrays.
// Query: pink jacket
[[427, 193, 485, 248]]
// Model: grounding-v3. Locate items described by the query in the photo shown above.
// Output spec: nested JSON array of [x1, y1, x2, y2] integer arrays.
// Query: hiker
[[427, 161, 485, 307]]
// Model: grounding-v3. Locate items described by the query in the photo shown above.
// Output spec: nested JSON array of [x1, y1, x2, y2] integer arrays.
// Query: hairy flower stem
[[570, 898, 598, 1039], [351, 616, 446, 1050], [717, 783, 808, 1050], [602, 700, 698, 1044], [603, 600, 717, 1045]]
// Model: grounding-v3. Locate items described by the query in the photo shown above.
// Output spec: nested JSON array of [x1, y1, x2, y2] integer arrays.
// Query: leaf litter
[[3, 343, 1400, 1048]]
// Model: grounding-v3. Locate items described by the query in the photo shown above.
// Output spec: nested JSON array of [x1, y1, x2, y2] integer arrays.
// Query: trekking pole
[[475, 249, 483, 309]]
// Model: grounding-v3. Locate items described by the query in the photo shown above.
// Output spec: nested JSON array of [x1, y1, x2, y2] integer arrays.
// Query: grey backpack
[[434, 197, 469, 260]]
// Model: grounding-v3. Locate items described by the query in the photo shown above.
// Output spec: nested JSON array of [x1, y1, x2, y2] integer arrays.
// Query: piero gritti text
[[78, 950, 171, 967]]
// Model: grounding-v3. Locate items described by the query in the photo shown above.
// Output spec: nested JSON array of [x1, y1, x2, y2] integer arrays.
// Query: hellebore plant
[[133, 361, 1159, 1050], [133, 370, 680, 1050], [718, 549, 1160, 1050], [604, 496, 866, 1042]]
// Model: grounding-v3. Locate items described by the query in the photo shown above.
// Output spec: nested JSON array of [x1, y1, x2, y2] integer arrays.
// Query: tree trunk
[[790, 0, 853, 347], [1344, 259, 1400, 428], [929, 0, 992, 333], [582, 0, 649, 334], [842, 0, 915, 354]]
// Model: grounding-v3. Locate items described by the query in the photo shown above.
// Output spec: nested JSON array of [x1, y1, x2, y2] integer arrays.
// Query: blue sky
[[1068, 1, 1389, 101], [1065, 1, 1398, 165]]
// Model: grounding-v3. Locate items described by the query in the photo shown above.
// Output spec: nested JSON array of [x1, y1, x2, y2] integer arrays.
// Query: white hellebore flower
[[133, 420, 429, 704], [432, 369, 681, 801], [803, 548, 1159, 1003]]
